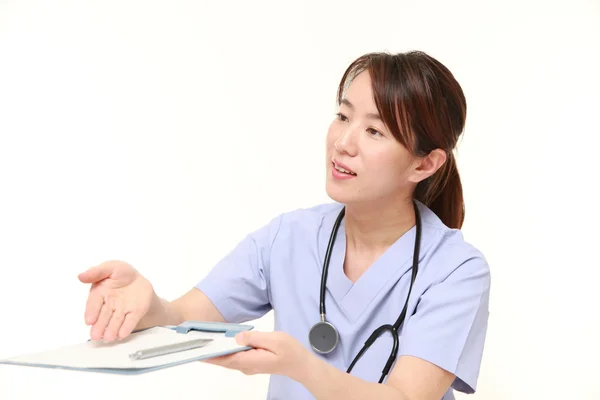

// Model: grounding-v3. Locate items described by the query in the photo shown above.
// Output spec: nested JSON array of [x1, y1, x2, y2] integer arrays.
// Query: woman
[[78, 50, 491, 400]]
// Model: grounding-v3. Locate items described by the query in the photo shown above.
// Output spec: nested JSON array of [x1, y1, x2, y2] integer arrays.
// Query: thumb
[[235, 331, 275, 349], [78, 263, 114, 284]]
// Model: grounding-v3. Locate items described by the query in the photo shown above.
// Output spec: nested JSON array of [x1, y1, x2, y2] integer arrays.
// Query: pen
[[129, 338, 214, 361]]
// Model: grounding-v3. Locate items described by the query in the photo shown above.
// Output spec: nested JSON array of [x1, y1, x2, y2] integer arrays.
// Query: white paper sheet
[[1, 327, 247, 370]]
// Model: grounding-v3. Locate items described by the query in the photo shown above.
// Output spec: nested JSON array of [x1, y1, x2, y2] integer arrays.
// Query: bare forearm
[[296, 356, 409, 400], [136, 288, 225, 331], [136, 294, 184, 330]]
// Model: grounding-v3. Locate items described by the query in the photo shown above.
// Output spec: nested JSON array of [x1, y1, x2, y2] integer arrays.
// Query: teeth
[[334, 163, 355, 175]]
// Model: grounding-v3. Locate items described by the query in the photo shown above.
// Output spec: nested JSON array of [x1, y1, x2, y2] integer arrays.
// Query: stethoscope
[[308, 200, 422, 383]]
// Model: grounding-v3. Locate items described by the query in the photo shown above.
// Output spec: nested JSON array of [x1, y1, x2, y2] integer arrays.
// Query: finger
[[203, 354, 233, 365], [78, 263, 114, 284], [103, 306, 125, 342], [90, 301, 113, 341], [117, 312, 140, 339], [203, 352, 243, 368], [84, 292, 104, 326], [235, 331, 276, 350], [205, 349, 272, 375]]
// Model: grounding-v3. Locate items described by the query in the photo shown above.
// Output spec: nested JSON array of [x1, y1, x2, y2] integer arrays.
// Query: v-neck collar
[[317, 203, 421, 322]]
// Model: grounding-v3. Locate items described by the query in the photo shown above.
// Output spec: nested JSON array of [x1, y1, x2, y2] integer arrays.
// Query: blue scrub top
[[196, 201, 490, 400]]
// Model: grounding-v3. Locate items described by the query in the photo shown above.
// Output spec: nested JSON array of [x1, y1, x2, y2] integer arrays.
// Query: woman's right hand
[[78, 260, 155, 342]]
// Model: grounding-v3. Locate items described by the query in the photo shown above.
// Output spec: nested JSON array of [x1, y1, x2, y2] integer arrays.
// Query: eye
[[336, 112, 348, 122], [367, 128, 383, 137]]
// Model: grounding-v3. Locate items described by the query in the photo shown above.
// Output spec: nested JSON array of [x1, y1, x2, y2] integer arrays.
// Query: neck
[[343, 198, 416, 253]]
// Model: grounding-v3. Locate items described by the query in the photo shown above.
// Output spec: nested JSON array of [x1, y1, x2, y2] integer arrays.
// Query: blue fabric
[[196, 201, 490, 400]]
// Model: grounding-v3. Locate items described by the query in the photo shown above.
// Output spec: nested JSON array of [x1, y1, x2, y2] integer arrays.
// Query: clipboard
[[0, 321, 254, 375]]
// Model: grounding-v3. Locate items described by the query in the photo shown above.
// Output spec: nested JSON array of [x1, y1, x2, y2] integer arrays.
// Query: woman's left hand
[[204, 331, 313, 379]]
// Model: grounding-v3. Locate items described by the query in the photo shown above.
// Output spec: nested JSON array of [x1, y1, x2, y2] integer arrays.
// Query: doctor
[[78, 50, 490, 400]]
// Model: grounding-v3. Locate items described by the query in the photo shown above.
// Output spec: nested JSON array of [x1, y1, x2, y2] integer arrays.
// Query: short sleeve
[[195, 215, 283, 323], [398, 250, 491, 394]]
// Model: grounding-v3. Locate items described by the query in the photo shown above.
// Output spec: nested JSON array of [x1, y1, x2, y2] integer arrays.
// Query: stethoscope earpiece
[[309, 320, 339, 354]]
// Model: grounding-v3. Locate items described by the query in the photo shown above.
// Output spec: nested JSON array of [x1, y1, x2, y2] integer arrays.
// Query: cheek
[[364, 150, 411, 182], [366, 150, 396, 171]]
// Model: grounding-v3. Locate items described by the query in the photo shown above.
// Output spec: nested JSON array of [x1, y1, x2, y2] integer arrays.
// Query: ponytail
[[414, 152, 465, 229]]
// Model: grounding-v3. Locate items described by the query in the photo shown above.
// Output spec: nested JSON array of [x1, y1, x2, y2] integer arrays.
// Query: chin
[[326, 180, 391, 208], [325, 181, 357, 205]]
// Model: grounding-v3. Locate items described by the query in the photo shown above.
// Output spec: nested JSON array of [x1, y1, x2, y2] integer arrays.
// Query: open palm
[[78, 260, 154, 341]]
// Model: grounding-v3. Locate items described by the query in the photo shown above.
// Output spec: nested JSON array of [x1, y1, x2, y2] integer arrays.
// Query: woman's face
[[325, 71, 419, 206]]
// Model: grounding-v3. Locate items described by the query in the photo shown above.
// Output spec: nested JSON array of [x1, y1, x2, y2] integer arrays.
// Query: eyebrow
[[340, 98, 382, 121]]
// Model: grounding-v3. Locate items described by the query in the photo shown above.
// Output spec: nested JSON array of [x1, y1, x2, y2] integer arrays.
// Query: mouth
[[332, 160, 356, 176]]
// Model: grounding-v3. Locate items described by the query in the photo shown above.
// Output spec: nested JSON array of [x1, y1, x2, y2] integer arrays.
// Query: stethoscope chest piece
[[309, 320, 339, 354]]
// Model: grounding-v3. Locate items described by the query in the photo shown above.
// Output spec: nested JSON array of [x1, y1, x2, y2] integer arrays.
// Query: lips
[[332, 159, 356, 175]]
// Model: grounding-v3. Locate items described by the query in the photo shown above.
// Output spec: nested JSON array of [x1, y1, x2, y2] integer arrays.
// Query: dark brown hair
[[336, 51, 466, 229]]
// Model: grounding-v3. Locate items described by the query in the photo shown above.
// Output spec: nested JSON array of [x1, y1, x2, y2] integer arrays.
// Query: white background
[[1, 1, 599, 399]]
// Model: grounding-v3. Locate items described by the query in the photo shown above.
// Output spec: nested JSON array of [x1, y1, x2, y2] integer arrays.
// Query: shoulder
[[280, 202, 343, 223], [416, 201, 491, 289], [268, 202, 343, 236], [399, 206, 491, 395], [245, 202, 342, 249]]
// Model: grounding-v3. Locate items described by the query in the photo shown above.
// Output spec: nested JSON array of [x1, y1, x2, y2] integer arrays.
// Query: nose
[[333, 127, 358, 157]]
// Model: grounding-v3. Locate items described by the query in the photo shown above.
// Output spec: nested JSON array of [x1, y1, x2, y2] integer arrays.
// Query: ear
[[409, 149, 447, 183]]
